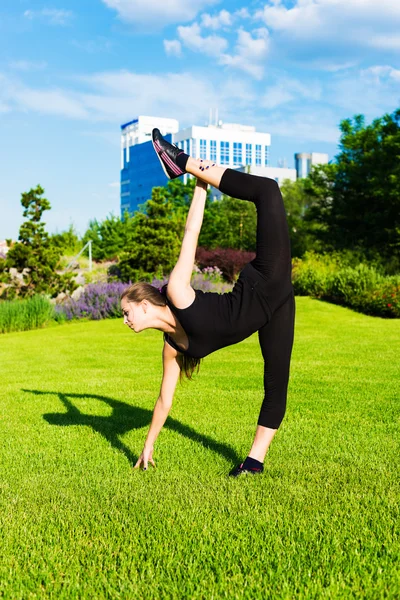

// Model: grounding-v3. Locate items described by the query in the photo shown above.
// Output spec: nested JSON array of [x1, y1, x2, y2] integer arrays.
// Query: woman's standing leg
[[248, 291, 295, 462], [197, 168, 295, 470]]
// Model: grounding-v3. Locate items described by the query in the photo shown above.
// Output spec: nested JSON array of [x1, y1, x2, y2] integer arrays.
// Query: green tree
[[117, 187, 182, 281], [82, 213, 135, 261], [304, 109, 400, 271], [199, 195, 257, 251], [50, 224, 82, 255], [280, 177, 326, 257], [1, 185, 76, 298]]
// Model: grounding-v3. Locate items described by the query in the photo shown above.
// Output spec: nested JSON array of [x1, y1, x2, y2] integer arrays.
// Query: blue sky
[[1, 0, 399, 240]]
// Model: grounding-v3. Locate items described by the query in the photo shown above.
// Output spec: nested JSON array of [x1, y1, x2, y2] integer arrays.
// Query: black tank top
[[163, 263, 286, 359]]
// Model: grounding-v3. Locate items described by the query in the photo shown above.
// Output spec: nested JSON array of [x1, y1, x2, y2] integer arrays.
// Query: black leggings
[[219, 169, 296, 429]]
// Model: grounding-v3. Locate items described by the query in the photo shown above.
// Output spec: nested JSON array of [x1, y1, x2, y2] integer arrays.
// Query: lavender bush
[[55, 282, 128, 321]]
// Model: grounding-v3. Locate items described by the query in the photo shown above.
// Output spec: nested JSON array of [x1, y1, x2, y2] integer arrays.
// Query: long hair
[[121, 282, 201, 382]]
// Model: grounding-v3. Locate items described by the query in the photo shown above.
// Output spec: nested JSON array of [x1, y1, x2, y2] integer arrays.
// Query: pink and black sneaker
[[229, 457, 264, 477], [152, 128, 187, 180]]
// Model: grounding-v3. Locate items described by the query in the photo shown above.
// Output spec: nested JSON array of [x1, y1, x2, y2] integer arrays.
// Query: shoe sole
[[152, 137, 172, 180]]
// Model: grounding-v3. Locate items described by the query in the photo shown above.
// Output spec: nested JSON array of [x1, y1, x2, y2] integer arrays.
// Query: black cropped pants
[[219, 169, 296, 429]]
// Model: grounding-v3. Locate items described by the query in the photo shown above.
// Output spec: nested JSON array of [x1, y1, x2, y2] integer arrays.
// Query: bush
[[55, 282, 128, 321], [196, 247, 256, 283], [292, 251, 400, 318], [0, 295, 55, 334]]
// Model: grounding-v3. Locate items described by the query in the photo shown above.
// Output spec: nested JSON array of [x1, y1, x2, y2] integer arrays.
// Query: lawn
[[0, 297, 399, 599]]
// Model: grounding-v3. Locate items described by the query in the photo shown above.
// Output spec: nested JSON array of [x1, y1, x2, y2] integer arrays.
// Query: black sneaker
[[229, 462, 264, 477], [152, 128, 186, 180]]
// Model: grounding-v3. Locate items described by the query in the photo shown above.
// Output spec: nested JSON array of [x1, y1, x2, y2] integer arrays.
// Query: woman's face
[[121, 298, 149, 332]]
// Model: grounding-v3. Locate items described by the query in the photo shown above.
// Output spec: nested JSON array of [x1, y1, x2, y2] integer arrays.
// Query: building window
[[192, 139, 197, 158], [264, 146, 269, 166], [246, 143, 252, 165], [210, 140, 217, 162], [220, 141, 230, 165], [185, 139, 190, 155], [200, 139, 207, 159], [255, 144, 262, 166], [233, 142, 242, 166]]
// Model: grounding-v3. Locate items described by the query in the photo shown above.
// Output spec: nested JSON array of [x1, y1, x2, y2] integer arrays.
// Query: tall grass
[[0, 295, 55, 333]]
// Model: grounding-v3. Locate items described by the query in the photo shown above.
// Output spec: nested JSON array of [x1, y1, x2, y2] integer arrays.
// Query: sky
[[0, 0, 399, 241]]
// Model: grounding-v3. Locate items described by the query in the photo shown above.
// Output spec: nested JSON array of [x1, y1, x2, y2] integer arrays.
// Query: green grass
[[0, 297, 399, 599]]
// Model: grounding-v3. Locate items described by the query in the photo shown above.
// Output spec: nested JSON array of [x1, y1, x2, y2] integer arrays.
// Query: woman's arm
[[167, 178, 208, 306], [134, 340, 181, 470]]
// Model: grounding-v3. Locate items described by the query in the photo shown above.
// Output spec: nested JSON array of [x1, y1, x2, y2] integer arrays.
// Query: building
[[120, 116, 297, 214], [295, 152, 329, 179], [120, 116, 179, 214]]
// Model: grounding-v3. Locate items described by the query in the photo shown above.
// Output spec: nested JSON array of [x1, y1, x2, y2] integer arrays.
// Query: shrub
[[55, 282, 127, 321], [292, 251, 341, 297], [0, 295, 55, 334], [196, 247, 256, 282], [292, 251, 400, 318]]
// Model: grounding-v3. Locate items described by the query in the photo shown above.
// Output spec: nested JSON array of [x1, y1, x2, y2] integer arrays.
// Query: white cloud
[[234, 8, 251, 19], [200, 9, 232, 29], [177, 23, 228, 56], [256, 0, 400, 53], [102, 0, 219, 28], [268, 108, 340, 144], [71, 38, 113, 54], [23, 9, 73, 26], [326, 65, 400, 118], [361, 65, 400, 83], [369, 34, 400, 51], [307, 60, 359, 72], [220, 28, 270, 80], [164, 39, 182, 57], [0, 74, 89, 119], [261, 77, 322, 109], [0, 100, 10, 113], [0, 68, 259, 129], [9, 60, 47, 71]]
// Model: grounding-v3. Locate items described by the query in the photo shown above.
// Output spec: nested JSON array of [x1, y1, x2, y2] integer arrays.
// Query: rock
[[74, 273, 86, 286], [71, 286, 84, 301], [54, 292, 68, 304]]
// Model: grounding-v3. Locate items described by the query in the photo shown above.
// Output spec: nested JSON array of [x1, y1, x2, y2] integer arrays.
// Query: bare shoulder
[[166, 282, 196, 310]]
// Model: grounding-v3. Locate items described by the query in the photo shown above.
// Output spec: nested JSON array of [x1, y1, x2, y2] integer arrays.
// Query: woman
[[120, 128, 295, 476]]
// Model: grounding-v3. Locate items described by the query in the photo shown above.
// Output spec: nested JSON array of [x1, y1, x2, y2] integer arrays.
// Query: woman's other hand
[[134, 445, 156, 471]]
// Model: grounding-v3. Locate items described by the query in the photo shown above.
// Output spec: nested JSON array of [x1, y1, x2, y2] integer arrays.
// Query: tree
[[82, 213, 135, 261], [116, 187, 182, 281], [280, 176, 328, 257], [0, 185, 76, 298], [304, 108, 400, 271], [199, 195, 257, 251], [50, 224, 82, 255]]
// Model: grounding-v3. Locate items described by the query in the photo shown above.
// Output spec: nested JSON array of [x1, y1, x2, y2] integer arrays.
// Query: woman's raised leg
[[185, 158, 227, 189]]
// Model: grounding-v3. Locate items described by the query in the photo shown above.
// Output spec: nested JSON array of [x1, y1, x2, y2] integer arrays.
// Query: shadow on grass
[[22, 389, 241, 468]]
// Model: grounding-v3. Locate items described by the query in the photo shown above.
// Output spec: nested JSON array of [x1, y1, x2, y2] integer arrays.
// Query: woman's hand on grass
[[134, 445, 156, 471]]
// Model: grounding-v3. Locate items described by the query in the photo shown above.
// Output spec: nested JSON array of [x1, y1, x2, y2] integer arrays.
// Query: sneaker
[[152, 128, 186, 180], [229, 462, 264, 477]]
